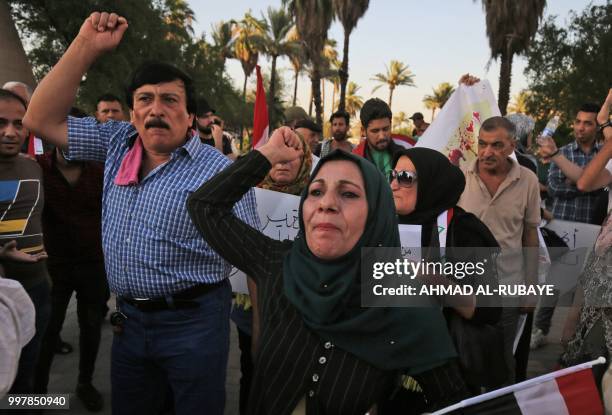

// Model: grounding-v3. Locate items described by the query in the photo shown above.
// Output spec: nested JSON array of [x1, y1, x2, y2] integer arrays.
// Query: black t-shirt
[[201, 136, 233, 155]]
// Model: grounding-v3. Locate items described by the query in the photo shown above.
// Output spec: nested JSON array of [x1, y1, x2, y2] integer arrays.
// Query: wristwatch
[[599, 120, 611, 132]]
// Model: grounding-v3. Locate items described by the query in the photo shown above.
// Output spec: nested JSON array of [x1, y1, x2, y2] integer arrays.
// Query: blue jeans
[[111, 280, 231, 415], [9, 278, 51, 394]]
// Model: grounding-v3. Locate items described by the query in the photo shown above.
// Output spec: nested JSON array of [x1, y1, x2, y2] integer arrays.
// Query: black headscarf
[[283, 150, 456, 372], [393, 148, 466, 226]]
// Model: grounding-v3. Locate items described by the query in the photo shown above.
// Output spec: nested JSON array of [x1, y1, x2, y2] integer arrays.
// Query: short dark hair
[[0, 89, 27, 110], [329, 110, 350, 125], [360, 98, 392, 129], [295, 118, 322, 133], [96, 93, 122, 107], [480, 116, 516, 140], [195, 97, 215, 117], [125, 62, 196, 114], [578, 103, 600, 115], [70, 107, 88, 118]]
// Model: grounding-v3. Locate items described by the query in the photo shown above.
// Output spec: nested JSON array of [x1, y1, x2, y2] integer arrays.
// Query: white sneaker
[[530, 328, 547, 350]]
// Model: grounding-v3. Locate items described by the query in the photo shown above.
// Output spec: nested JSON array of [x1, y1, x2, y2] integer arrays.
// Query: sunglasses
[[389, 169, 418, 187]]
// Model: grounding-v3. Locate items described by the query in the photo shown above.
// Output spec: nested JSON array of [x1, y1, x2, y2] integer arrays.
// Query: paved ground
[[39, 296, 569, 415]]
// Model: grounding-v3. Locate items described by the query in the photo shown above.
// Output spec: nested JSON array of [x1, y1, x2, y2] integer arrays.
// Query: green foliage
[[524, 3, 612, 140], [7, 0, 247, 127]]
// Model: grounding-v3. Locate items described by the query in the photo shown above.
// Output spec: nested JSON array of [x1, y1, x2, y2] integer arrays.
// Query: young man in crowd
[[23, 12, 259, 415], [34, 139, 108, 410], [196, 98, 235, 160], [94, 93, 125, 123], [0, 89, 51, 396], [316, 110, 354, 157], [353, 98, 403, 177]]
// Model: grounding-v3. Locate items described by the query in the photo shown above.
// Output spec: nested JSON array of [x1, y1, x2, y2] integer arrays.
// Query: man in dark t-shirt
[[196, 98, 236, 160], [0, 88, 51, 394]]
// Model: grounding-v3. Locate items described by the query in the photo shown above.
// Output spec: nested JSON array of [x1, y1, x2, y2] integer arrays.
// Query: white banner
[[229, 188, 301, 293], [416, 80, 500, 169]]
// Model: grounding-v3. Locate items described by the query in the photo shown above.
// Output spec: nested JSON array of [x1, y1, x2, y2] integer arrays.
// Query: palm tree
[[320, 39, 339, 118], [344, 81, 363, 118], [371, 60, 416, 111], [393, 111, 410, 132], [479, 0, 546, 115], [285, 0, 334, 125], [285, 26, 306, 106], [422, 82, 455, 120], [333, 0, 370, 113], [329, 58, 342, 111], [508, 90, 531, 114], [211, 21, 235, 65], [261, 6, 299, 123], [232, 12, 266, 100]]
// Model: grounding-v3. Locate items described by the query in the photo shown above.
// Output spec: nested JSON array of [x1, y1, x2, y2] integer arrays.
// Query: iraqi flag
[[251, 65, 269, 149], [434, 357, 606, 415]]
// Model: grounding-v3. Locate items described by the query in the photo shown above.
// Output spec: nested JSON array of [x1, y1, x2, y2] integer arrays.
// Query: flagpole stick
[[431, 357, 607, 415]]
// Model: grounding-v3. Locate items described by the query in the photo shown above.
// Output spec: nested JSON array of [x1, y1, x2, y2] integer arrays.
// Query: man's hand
[[458, 73, 480, 86], [257, 127, 303, 166], [0, 240, 48, 263], [536, 135, 558, 161], [77, 12, 128, 56], [211, 124, 224, 147]]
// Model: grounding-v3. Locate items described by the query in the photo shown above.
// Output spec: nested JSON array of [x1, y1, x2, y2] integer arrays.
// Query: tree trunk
[[321, 78, 325, 120], [308, 81, 313, 116], [268, 55, 278, 127], [498, 47, 513, 116], [388, 86, 394, 111], [331, 83, 337, 113], [312, 66, 323, 126], [292, 69, 299, 106], [242, 72, 248, 101], [338, 27, 351, 113], [431, 108, 436, 121]]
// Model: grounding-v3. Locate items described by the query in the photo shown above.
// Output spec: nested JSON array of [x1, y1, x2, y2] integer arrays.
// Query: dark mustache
[[145, 118, 170, 130]]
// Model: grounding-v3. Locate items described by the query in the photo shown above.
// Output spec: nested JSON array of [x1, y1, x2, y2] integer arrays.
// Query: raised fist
[[77, 12, 129, 55]]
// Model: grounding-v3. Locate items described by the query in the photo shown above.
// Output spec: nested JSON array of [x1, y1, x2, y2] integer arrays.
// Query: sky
[[187, 0, 603, 123]]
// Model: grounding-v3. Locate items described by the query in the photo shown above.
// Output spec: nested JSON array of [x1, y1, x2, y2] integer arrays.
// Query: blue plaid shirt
[[548, 140, 602, 224], [66, 117, 259, 298]]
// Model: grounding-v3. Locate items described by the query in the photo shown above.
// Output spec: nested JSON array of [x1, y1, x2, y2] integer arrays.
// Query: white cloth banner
[[229, 188, 301, 293], [416, 80, 500, 169]]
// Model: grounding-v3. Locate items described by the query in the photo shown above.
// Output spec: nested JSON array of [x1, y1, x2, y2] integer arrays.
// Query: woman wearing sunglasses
[[383, 147, 504, 412]]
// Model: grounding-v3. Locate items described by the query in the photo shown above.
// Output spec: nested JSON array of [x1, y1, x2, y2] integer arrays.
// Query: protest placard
[[229, 188, 300, 293], [416, 80, 500, 169]]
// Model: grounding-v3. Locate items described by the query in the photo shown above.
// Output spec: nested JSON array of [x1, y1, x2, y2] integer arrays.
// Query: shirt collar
[[469, 156, 520, 181]]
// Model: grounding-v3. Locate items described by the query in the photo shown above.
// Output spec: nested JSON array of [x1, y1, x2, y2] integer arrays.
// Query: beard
[[332, 131, 347, 141]]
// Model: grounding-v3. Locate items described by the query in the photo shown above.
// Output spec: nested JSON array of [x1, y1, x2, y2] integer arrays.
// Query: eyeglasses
[[389, 169, 418, 187]]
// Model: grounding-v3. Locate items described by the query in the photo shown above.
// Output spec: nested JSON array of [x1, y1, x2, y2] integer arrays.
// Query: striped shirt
[[66, 116, 259, 298], [187, 151, 395, 415], [548, 140, 603, 224]]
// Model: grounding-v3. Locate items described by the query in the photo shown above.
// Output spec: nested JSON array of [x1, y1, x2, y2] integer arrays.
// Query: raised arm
[[22, 12, 128, 149], [187, 127, 303, 280], [577, 89, 612, 192]]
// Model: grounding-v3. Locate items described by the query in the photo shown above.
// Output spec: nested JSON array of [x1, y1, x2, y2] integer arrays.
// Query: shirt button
[[125, 238, 130, 243], [324, 342, 332, 349], [318, 357, 327, 364], [308, 390, 314, 398], [312, 374, 319, 382]]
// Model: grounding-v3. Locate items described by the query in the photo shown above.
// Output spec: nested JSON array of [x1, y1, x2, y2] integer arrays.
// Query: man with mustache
[[457, 96, 541, 385], [353, 98, 403, 176], [22, 12, 258, 415]]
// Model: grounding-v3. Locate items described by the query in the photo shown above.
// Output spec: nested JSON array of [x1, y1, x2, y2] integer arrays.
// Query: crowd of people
[[1, 11, 611, 415]]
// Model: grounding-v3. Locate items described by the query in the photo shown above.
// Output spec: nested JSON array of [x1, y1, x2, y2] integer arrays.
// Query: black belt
[[121, 281, 225, 312]]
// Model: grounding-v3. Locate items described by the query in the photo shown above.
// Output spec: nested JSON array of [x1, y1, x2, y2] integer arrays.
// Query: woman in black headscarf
[[187, 128, 467, 414], [383, 147, 504, 411]]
